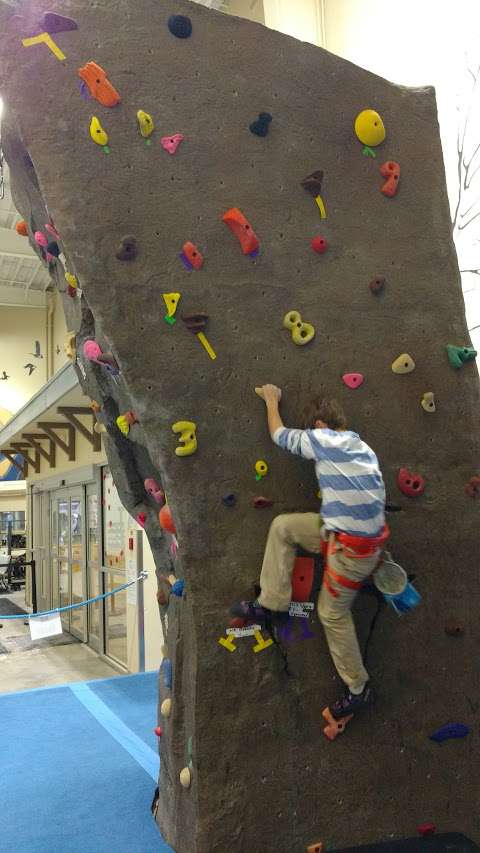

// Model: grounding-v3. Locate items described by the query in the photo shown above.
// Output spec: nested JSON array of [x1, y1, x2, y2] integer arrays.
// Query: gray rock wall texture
[[1, 2, 479, 851]]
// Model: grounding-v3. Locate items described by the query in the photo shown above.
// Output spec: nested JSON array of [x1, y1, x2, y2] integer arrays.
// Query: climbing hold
[[78, 62, 121, 107], [311, 236, 328, 254], [15, 220, 28, 236], [397, 468, 425, 497], [161, 133, 184, 155], [252, 629, 274, 653], [115, 235, 138, 261], [465, 475, 480, 497], [159, 504, 176, 535], [283, 310, 315, 346], [163, 292, 181, 325], [34, 231, 48, 248], [162, 658, 173, 689], [446, 344, 477, 369], [391, 353, 415, 374], [46, 241, 60, 258], [222, 208, 260, 256], [429, 723, 470, 743], [45, 222, 61, 240], [137, 110, 154, 141], [90, 400, 101, 413], [116, 411, 138, 436], [421, 392, 436, 413], [342, 373, 364, 389], [292, 556, 315, 603], [179, 241, 204, 271], [83, 340, 102, 363], [160, 698, 172, 718], [64, 332, 76, 361], [255, 460, 268, 481], [89, 116, 110, 153], [168, 14, 192, 38], [154, 726, 162, 738], [181, 314, 216, 360], [136, 512, 147, 529], [22, 32, 66, 61], [157, 588, 168, 606], [354, 109, 386, 157], [41, 11, 77, 33], [253, 496, 274, 509], [301, 170, 327, 218], [172, 421, 197, 457], [249, 112, 272, 137], [380, 161, 400, 197], [179, 767, 192, 788], [445, 618, 465, 637], [94, 422, 107, 434], [144, 478, 165, 504], [307, 844, 324, 853], [171, 579, 185, 597], [222, 493, 236, 507], [65, 272, 78, 297], [369, 275, 386, 294], [417, 825, 436, 837]]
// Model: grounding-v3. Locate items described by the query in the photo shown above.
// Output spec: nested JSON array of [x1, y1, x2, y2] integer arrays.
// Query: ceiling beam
[[10, 442, 41, 473], [22, 432, 56, 468], [57, 406, 102, 452], [37, 421, 76, 461]]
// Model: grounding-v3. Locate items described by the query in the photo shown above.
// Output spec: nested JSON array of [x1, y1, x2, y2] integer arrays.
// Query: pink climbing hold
[[342, 373, 364, 389], [144, 478, 165, 505], [83, 340, 103, 363], [45, 222, 61, 240], [136, 512, 147, 529], [34, 231, 48, 248], [161, 133, 184, 155]]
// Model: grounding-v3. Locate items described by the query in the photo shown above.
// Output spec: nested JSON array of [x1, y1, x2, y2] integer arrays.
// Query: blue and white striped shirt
[[273, 427, 386, 537]]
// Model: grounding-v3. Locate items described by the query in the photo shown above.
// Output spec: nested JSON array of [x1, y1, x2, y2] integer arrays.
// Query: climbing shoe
[[330, 683, 374, 720], [229, 599, 289, 626]]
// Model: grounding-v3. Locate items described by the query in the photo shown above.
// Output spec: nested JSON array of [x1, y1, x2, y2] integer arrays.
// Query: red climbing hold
[[136, 512, 147, 529], [465, 475, 480, 497], [397, 467, 425, 497], [159, 504, 176, 534], [78, 62, 121, 108], [15, 220, 28, 236], [154, 726, 163, 737], [417, 824, 436, 837], [380, 161, 400, 197], [222, 208, 260, 256], [252, 496, 274, 508], [181, 241, 204, 271], [291, 556, 314, 602], [342, 373, 364, 389], [311, 236, 328, 255]]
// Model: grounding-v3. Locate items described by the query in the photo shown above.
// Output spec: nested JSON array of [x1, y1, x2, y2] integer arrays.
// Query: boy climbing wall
[[231, 384, 389, 720]]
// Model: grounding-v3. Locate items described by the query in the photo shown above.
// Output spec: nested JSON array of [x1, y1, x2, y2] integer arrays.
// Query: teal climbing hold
[[446, 344, 477, 369]]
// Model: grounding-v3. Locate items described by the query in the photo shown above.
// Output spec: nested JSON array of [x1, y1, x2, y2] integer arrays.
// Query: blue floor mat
[[0, 672, 172, 853]]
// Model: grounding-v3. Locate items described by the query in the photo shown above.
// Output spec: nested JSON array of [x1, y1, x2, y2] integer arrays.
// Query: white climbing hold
[[161, 698, 172, 718], [421, 392, 436, 413], [180, 767, 191, 788], [391, 353, 415, 374]]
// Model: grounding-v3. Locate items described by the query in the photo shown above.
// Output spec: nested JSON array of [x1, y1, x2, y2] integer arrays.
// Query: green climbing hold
[[446, 344, 477, 369]]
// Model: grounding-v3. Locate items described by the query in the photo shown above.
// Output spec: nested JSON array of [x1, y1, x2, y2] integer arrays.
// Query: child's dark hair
[[302, 397, 347, 430]]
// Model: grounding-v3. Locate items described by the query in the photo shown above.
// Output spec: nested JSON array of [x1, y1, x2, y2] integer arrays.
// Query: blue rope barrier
[[0, 571, 148, 620]]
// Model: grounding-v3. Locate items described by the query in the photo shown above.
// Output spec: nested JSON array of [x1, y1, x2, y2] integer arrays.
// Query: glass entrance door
[[86, 483, 101, 652], [69, 492, 85, 641], [50, 488, 86, 640]]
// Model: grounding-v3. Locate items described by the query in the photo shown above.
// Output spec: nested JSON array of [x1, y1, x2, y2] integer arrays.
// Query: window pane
[[102, 468, 126, 570], [105, 571, 127, 666]]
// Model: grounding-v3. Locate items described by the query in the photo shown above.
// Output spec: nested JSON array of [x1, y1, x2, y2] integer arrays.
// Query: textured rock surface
[[1, 1, 480, 851]]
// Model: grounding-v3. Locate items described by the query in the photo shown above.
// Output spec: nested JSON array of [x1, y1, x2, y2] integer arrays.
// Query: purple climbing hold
[[79, 81, 91, 101], [429, 723, 470, 743], [41, 12, 78, 33]]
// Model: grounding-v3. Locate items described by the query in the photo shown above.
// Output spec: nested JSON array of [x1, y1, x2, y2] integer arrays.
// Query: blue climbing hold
[[168, 14, 192, 39], [429, 723, 470, 743], [171, 579, 185, 597], [250, 112, 273, 137], [222, 493, 236, 507], [162, 658, 173, 689]]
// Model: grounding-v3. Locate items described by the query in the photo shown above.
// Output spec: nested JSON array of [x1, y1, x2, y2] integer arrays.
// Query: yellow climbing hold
[[179, 767, 192, 789], [137, 110, 154, 139], [163, 292, 181, 323], [64, 331, 76, 361], [160, 698, 172, 718], [391, 353, 415, 375], [354, 109, 386, 148], [172, 421, 197, 457], [255, 460, 268, 480], [116, 414, 130, 436], [90, 116, 109, 150], [65, 272, 77, 289], [421, 392, 436, 413], [22, 32, 66, 62], [252, 629, 274, 653], [283, 310, 315, 346]]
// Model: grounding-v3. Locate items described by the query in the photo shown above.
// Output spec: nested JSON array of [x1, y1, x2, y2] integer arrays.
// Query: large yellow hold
[[90, 116, 109, 148], [172, 421, 197, 457], [137, 110, 155, 139], [354, 109, 386, 148]]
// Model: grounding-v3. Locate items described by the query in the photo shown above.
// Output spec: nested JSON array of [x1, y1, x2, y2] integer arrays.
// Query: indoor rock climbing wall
[[1, 2, 480, 851]]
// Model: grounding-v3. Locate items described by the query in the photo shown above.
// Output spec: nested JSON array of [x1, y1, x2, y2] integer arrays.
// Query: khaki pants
[[258, 513, 380, 692]]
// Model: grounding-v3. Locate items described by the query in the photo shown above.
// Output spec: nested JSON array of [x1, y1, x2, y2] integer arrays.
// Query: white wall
[[52, 291, 68, 376], [0, 307, 47, 416]]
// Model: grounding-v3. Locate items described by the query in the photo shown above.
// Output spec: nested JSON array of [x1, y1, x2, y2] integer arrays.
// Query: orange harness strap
[[325, 564, 363, 591], [322, 526, 389, 598]]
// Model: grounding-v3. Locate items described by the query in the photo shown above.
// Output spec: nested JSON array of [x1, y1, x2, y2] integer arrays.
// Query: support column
[[262, 0, 326, 47]]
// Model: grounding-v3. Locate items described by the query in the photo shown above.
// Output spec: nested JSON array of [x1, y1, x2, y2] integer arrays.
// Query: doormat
[[0, 633, 80, 653], [0, 598, 27, 617]]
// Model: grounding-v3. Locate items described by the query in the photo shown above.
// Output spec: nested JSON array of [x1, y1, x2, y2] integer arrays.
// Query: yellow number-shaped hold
[[282, 310, 315, 346], [172, 421, 197, 457], [90, 116, 108, 147]]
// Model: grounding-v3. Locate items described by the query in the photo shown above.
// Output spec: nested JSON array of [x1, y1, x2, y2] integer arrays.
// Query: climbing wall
[[1, 1, 479, 850]]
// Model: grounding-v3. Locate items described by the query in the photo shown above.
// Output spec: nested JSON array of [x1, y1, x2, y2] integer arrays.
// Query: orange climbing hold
[[222, 208, 259, 256], [15, 220, 28, 236], [159, 504, 176, 535], [78, 61, 121, 107], [380, 161, 400, 197]]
